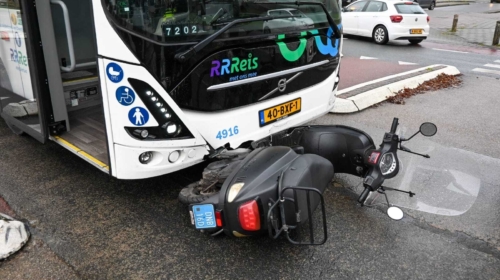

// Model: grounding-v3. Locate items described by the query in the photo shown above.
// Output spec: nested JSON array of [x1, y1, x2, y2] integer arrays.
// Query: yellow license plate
[[410, 29, 423, 34], [259, 98, 301, 127]]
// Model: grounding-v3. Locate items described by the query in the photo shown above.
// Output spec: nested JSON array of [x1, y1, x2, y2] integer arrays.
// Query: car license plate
[[191, 204, 216, 229], [259, 98, 301, 127], [410, 29, 423, 34]]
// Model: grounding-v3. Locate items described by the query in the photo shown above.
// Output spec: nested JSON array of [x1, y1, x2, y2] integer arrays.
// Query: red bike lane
[[338, 57, 422, 90]]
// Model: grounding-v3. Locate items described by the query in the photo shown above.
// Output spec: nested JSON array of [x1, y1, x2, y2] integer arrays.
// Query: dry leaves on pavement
[[387, 73, 462, 105]]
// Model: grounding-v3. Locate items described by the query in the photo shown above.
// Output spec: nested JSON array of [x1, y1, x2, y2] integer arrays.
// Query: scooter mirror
[[420, 122, 437, 137], [387, 206, 404, 220]]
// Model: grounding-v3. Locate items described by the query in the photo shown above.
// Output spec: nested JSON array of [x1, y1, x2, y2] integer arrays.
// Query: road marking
[[495, 60, 500, 63], [399, 61, 418, 65], [360, 56, 378, 60], [432, 48, 469, 54], [472, 68, 500, 75], [484, 64, 500, 69], [0, 97, 8, 100]]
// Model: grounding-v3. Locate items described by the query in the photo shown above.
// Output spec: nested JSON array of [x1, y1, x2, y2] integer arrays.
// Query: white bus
[[0, 0, 342, 180]]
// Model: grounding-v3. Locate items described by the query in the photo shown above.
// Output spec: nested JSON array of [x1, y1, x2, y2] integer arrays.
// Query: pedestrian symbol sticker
[[116, 86, 135, 106], [106, 62, 124, 83], [128, 107, 149, 126]]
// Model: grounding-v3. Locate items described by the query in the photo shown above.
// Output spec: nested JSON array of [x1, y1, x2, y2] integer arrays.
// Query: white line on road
[[484, 64, 500, 69], [399, 61, 418, 65], [0, 97, 9, 100], [360, 56, 378, 60], [495, 60, 500, 63], [432, 48, 469, 54], [472, 68, 500, 75]]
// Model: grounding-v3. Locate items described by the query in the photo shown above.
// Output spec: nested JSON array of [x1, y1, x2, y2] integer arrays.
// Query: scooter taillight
[[238, 200, 260, 231], [215, 210, 223, 227]]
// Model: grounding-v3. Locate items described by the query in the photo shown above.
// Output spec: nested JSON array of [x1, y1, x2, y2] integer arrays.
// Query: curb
[[436, 3, 470, 6], [330, 64, 461, 114]]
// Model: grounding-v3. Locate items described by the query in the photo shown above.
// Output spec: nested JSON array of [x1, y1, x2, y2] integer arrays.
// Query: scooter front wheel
[[178, 182, 219, 205]]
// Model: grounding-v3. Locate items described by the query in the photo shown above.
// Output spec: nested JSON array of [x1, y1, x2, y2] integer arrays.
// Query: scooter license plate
[[259, 98, 301, 127], [190, 204, 217, 230]]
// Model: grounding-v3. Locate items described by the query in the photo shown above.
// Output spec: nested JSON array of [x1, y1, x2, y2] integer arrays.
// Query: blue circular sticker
[[115, 86, 135, 106], [128, 107, 149, 126], [14, 32, 21, 47], [106, 62, 124, 83]]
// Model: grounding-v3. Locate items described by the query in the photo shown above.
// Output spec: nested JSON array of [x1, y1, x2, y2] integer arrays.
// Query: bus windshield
[[104, 0, 341, 43]]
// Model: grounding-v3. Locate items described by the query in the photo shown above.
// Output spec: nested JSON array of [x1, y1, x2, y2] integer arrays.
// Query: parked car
[[342, 0, 430, 45], [263, 8, 314, 33], [414, 0, 436, 10], [342, 0, 359, 7]]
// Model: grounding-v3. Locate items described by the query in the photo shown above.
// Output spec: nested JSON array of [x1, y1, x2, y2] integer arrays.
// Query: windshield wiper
[[175, 14, 300, 62], [256, 1, 342, 39], [209, 8, 227, 25]]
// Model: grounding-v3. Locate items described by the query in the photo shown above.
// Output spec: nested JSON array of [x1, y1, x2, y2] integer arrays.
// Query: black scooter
[[185, 118, 437, 244]]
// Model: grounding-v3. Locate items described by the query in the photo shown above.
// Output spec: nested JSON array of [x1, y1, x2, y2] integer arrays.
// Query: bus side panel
[[91, 0, 139, 64]]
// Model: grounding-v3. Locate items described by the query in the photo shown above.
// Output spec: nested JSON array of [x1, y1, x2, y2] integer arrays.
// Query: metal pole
[[493, 21, 500, 46], [451, 14, 459, 32]]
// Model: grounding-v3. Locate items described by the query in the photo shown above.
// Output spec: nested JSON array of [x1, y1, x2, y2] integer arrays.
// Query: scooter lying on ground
[[182, 118, 476, 244]]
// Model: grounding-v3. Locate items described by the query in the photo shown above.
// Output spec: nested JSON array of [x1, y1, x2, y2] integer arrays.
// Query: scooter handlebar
[[358, 187, 371, 205], [390, 118, 399, 134]]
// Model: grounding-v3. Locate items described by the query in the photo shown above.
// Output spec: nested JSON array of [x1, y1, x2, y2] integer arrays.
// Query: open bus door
[[0, 0, 111, 173], [0, 0, 48, 143]]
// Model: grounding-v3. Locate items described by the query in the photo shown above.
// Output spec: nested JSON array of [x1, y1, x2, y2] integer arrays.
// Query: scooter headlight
[[228, 183, 244, 203], [379, 152, 397, 175]]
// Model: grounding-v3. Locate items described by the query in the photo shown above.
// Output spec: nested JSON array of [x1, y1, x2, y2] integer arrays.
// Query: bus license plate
[[191, 204, 217, 229], [259, 98, 301, 127], [410, 29, 423, 34]]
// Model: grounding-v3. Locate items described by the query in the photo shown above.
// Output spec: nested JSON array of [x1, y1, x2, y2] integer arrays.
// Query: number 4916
[[216, 126, 239, 140]]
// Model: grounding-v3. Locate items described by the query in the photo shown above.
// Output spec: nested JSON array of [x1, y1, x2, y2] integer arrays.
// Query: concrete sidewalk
[[428, 2, 500, 47]]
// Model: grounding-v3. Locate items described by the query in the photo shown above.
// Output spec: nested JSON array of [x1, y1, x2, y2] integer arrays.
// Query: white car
[[263, 8, 314, 33], [342, 0, 430, 44]]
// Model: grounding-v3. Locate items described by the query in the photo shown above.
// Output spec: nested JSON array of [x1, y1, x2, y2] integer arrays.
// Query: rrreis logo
[[210, 53, 259, 77]]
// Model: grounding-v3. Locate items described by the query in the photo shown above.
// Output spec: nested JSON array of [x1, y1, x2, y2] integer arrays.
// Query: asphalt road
[[342, 37, 500, 78], [2, 78, 500, 279]]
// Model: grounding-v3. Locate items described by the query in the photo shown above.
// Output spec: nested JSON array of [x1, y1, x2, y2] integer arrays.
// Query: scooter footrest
[[267, 186, 328, 245]]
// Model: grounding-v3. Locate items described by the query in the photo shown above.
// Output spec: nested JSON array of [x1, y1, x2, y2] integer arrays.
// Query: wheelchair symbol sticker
[[116, 86, 135, 106], [128, 107, 149, 126], [107, 62, 124, 83]]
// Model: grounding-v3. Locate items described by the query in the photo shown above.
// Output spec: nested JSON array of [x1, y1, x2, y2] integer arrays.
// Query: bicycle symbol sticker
[[107, 62, 124, 83], [128, 107, 149, 126], [115, 86, 135, 106]]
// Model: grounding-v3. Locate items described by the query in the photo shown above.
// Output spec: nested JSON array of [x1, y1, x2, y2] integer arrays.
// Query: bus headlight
[[163, 122, 181, 137], [125, 79, 194, 141]]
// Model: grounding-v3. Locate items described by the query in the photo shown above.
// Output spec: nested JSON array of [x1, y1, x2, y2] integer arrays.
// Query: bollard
[[451, 14, 459, 32], [493, 21, 500, 46]]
